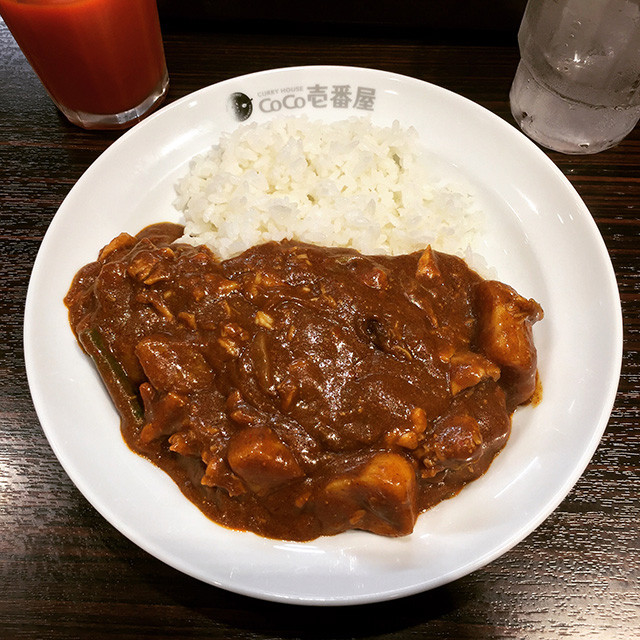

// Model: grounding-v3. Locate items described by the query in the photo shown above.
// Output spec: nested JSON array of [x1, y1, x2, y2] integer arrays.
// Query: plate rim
[[23, 64, 623, 606]]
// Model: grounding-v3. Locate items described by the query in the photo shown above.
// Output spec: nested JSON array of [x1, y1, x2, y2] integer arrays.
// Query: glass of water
[[509, 0, 640, 154]]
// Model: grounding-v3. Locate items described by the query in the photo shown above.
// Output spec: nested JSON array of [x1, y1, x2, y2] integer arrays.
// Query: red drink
[[0, 0, 169, 129]]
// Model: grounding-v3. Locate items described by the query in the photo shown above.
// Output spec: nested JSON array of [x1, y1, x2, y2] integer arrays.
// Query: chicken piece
[[138, 384, 187, 444], [126, 250, 160, 282], [168, 429, 202, 457], [432, 413, 483, 468], [98, 232, 136, 261], [135, 335, 214, 394], [227, 427, 304, 495], [415, 246, 441, 281], [201, 454, 247, 497], [474, 280, 543, 409], [449, 351, 501, 395], [318, 453, 418, 536]]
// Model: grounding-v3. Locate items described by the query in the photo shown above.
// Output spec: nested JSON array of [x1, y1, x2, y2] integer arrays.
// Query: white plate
[[24, 66, 622, 606]]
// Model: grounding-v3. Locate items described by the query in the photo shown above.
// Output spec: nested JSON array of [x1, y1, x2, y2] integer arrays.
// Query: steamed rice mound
[[174, 116, 482, 259]]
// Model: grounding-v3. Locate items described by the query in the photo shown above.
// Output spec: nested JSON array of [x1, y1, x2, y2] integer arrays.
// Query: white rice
[[173, 116, 483, 260]]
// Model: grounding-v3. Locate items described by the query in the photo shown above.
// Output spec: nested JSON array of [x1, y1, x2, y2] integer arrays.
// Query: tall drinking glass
[[509, 0, 640, 154], [0, 0, 169, 130]]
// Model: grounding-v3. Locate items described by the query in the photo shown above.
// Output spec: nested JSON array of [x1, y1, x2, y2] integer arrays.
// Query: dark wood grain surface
[[1, 10, 639, 640]]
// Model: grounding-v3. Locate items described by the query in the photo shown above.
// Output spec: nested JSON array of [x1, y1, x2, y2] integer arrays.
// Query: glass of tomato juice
[[0, 0, 169, 129]]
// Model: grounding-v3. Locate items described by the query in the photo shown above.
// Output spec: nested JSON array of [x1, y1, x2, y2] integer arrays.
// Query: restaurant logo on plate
[[227, 84, 377, 121], [228, 92, 253, 121]]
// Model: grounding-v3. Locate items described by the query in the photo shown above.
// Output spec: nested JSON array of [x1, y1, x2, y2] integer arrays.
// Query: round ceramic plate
[[24, 66, 622, 606]]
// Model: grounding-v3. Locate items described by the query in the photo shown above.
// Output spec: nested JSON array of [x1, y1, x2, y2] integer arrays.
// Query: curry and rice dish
[[65, 223, 542, 541], [64, 117, 543, 541]]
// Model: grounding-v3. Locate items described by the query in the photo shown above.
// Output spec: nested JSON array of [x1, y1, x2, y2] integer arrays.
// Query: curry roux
[[64, 223, 543, 541]]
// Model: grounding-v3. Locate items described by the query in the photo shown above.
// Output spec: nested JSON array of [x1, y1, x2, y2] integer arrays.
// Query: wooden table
[[1, 14, 638, 640]]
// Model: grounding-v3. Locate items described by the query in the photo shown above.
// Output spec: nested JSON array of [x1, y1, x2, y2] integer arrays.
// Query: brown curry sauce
[[64, 223, 543, 541]]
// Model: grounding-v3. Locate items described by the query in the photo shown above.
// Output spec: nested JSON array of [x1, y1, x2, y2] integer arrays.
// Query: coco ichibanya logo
[[227, 84, 377, 122]]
